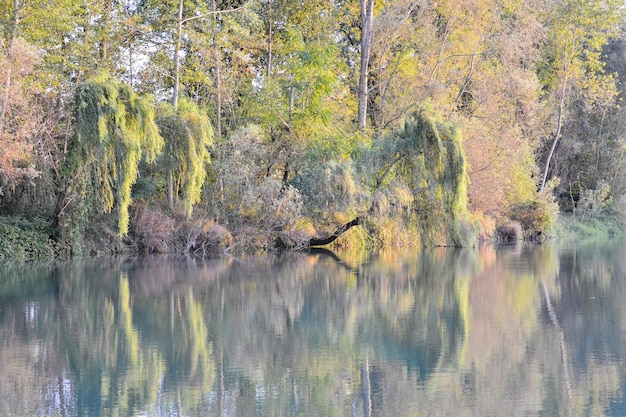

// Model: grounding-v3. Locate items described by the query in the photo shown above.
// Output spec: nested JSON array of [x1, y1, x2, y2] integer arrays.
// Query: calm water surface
[[2, 241, 626, 416]]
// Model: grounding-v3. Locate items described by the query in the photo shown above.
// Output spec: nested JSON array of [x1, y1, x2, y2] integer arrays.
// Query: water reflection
[[1, 242, 626, 416]]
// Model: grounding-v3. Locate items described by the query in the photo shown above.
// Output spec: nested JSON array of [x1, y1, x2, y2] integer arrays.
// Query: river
[[1, 240, 626, 416]]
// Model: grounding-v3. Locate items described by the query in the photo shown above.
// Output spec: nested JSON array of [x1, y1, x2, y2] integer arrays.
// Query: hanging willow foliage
[[299, 111, 477, 248], [396, 111, 477, 246], [156, 99, 213, 219], [73, 72, 163, 236]]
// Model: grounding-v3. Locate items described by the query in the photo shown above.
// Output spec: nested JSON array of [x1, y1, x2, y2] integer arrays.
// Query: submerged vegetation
[[1, 0, 626, 258]]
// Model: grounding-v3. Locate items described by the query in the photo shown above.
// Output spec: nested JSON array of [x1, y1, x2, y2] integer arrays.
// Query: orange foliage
[[0, 38, 41, 189]]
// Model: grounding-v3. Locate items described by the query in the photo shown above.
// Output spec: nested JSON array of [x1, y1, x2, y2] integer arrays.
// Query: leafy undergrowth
[[556, 213, 626, 240], [0, 216, 58, 261]]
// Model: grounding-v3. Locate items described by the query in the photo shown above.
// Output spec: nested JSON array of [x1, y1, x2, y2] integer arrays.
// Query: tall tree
[[537, 0, 622, 192], [0, 0, 27, 179], [137, 0, 252, 209], [367, 0, 422, 130], [0, 0, 19, 142], [0, 39, 40, 190], [0, 0, 60, 202], [439, 0, 545, 215], [364, 0, 545, 216], [71, 73, 163, 236], [249, 0, 350, 181], [156, 99, 213, 219], [358, 0, 374, 130]]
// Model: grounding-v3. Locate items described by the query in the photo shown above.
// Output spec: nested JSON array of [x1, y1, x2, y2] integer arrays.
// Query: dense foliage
[[72, 72, 163, 236], [1, 0, 625, 256]]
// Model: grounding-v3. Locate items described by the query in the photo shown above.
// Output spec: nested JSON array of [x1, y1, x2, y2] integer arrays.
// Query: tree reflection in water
[[1, 242, 626, 416]]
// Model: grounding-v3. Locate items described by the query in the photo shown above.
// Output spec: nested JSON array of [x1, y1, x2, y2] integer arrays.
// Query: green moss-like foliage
[[295, 159, 367, 213], [71, 72, 163, 236], [156, 99, 213, 219], [294, 111, 477, 248], [0, 216, 57, 261], [396, 111, 478, 246]]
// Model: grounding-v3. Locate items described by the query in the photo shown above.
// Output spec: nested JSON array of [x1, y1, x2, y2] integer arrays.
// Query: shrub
[[82, 212, 128, 255], [207, 125, 269, 224], [177, 219, 233, 256], [0, 216, 57, 261], [239, 178, 304, 231], [129, 204, 175, 254], [495, 222, 523, 243], [295, 159, 367, 213], [510, 196, 558, 239], [576, 180, 611, 218], [473, 211, 497, 243]]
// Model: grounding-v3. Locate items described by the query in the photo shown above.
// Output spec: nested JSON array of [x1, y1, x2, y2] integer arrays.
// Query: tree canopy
[[72, 72, 163, 236], [1, 0, 626, 254]]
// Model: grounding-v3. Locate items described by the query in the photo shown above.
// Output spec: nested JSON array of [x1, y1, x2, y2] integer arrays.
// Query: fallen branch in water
[[309, 217, 362, 247]]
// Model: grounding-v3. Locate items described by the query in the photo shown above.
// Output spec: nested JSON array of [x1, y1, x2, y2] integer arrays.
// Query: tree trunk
[[357, 0, 374, 130], [0, 44, 13, 142], [309, 217, 362, 247], [167, 156, 174, 211], [173, 0, 183, 110], [540, 79, 567, 192], [266, 0, 273, 80], [168, 0, 184, 212], [212, 0, 222, 138], [540, 34, 575, 193]]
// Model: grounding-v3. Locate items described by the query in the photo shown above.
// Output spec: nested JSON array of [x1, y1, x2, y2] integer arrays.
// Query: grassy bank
[[555, 213, 626, 240], [4, 209, 621, 262]]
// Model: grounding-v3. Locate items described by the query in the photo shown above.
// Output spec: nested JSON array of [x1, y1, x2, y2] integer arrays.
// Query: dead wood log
[[309, 217, 362, 247]]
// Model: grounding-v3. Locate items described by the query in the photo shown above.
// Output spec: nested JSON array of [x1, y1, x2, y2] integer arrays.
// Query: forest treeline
[[0, 0, 625, 258]]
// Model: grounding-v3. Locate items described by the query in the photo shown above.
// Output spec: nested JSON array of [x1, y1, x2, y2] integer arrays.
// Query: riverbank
[[1, 210, 623, 262], [555, 213, 626, 240]]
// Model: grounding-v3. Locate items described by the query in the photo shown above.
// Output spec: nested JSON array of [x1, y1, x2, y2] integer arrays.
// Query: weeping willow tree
[[306, 111, 477, 247], [396, 112, 477, 246], [71, 73, 163, 237], [156, 99, 213, 219]]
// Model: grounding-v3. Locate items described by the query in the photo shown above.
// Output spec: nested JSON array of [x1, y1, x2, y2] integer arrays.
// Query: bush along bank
[[0, 109, 558, 260]]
